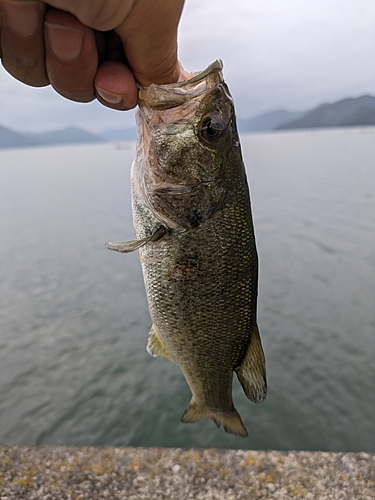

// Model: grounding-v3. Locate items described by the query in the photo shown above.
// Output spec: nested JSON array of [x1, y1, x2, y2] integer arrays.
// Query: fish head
[[134, 61, 242, 229]]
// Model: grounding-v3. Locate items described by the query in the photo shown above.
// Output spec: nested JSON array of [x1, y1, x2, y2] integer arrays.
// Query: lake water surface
[[1, 128, 374, 451]]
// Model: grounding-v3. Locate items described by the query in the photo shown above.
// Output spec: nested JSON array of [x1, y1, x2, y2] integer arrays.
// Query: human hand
[[0, 0, 185, 110]]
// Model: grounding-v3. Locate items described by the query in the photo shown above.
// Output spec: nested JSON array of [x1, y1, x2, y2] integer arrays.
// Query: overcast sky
[[1, 0, 374, 133]]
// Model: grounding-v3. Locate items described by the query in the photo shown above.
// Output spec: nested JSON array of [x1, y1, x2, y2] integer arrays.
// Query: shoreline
[[0, 446, 374, 499]]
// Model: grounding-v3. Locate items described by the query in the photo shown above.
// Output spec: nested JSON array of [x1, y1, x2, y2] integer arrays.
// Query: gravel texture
[[0, 446, 374, 499]]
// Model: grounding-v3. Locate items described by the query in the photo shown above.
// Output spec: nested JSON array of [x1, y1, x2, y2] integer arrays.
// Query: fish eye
[[199, 115, 227, 143]]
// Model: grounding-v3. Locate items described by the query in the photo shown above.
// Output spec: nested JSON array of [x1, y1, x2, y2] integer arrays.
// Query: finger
[[99, 30, 127, 65], [94, 31, 137, 111], [94, 60, 137, 110], [43, 0, 185, 86], [44, 9, 98, 102], [35, 0, 135, 32], [116, 0, 185, 86], [0, 0, 49, 86]]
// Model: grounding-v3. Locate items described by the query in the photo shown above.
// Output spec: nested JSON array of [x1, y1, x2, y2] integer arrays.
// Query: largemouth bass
[[106, 60, 266, 437]]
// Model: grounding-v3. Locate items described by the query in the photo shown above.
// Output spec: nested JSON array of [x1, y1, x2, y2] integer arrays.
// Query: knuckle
[[1, 54, 49, 87], [74, 1, 130, 31]]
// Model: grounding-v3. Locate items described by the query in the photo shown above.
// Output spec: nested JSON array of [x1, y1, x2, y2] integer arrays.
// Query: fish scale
[[106, 60, 267, 437]]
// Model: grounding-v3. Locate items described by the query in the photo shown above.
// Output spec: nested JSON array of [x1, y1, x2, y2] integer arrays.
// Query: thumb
[[115, 0, 185, 87]]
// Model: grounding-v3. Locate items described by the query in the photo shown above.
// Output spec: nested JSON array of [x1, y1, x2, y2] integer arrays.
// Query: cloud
[[1, 0, 374, 131], [179, 0, 375, 116], [0, 67, 136, 133]]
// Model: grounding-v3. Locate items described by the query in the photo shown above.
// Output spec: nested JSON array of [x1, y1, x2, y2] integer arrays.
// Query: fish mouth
[[138, 60, 224, 111]]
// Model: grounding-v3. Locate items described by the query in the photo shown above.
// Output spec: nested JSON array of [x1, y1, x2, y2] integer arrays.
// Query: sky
[[0, 0, 374, 134]]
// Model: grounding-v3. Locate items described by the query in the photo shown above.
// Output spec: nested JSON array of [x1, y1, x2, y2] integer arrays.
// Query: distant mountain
[[238, 110, 305, 132], [26, 127, 105, 145], [0, 125, 40, 148], [277, 95, 375, 130], [2, 94, 375, 149], [0, 125, 104, 149], [99, 127, 137, 142], [0, 124, 136, 149]]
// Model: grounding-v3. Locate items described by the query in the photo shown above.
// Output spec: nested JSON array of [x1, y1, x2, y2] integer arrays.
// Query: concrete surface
[[0, 446, 374, 499]]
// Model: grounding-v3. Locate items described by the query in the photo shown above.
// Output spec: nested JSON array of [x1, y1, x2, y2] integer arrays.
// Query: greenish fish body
[[106, 61, 266, 437]]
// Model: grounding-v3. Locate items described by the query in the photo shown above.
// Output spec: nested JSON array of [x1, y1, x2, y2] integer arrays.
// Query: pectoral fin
[[146, 324, 176, 364], [105, 226, 166, 253], [235, 324, 267, 403]]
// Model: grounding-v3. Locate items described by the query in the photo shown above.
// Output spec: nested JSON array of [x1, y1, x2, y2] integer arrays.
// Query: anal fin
[[146, 324, 175, 364], [235, 323, 267, 403]]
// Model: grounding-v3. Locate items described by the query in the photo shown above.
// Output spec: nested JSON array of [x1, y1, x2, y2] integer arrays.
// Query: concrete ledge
[[0, 446, 374, 499]]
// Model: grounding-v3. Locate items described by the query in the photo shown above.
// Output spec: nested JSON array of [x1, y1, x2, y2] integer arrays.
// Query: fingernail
[[1, 0, 41, 37], [95, 86, 123, 105], [45, 23, 85, 61]]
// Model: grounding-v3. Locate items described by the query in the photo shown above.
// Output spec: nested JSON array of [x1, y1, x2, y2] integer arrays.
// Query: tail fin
[[181, 401, 248, 438]]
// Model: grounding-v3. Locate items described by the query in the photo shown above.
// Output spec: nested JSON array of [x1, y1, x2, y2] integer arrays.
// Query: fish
[[106, 60, 266, 437]]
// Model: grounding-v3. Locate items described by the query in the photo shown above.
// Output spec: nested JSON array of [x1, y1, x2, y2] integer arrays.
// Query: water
[[1, 128, 374, 451]]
